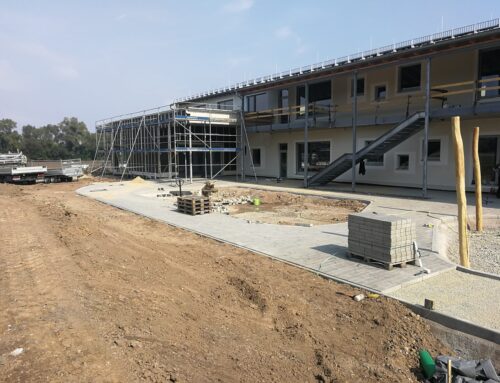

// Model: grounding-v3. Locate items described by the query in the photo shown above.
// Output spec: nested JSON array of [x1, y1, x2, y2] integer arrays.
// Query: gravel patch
[[389, 270, 500, 331], [448, 230, 500, 275]]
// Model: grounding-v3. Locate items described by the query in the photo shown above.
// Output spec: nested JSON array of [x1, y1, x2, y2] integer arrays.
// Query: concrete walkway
[[77, 179, 455, 293], [77, 179, 500, 331]]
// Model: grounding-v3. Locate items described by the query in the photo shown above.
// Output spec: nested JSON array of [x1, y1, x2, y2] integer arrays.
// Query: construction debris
[[201, 181, 218, 197]]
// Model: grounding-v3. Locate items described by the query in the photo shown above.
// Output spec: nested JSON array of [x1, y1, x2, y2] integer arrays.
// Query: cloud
[[274, 26, 307, 55], [115, 13, 127, 21], [52, 65, 79, 80], [222, 0, 254, 13], [275, 26, 292, 39]]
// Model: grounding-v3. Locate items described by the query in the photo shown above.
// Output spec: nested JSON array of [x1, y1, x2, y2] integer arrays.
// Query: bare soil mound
[[0, 181, 449, 382]]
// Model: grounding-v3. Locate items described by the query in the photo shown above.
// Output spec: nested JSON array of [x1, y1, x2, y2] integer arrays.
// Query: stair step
[[308, 113, 425, 186]]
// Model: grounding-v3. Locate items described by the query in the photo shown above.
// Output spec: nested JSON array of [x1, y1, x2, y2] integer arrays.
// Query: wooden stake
[[472, 127, 483, 232], [452, 116, 470, 268], [447, 359, 452, 383]]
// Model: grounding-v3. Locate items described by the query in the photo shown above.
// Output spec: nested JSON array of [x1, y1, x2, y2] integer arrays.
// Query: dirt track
[[0, 181, 449, 382]]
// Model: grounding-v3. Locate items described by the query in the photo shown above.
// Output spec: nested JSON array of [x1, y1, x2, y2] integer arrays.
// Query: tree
[[0, 119, 22, 153], [15, 117, 96, 160]]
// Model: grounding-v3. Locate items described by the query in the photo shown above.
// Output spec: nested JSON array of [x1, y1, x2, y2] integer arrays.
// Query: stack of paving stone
[[348, 212, 416, 270]]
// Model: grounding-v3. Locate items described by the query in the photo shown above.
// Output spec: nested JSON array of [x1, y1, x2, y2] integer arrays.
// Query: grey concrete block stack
[[348, 212, 416, 267]]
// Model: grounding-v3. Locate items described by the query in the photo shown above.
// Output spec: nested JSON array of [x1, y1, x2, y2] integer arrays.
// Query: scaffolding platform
[[92, 103, 246, 182]]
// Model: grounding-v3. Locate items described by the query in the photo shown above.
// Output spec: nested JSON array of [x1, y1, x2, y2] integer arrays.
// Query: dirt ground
[[0, 180, 450, 382], [215, 187, 366, 225]]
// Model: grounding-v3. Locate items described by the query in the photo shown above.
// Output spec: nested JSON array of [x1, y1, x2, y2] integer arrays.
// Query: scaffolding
[[92, 103, 246, 182]]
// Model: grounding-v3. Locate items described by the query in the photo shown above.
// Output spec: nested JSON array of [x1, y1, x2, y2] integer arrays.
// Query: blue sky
[[0, 0, 498, 130]]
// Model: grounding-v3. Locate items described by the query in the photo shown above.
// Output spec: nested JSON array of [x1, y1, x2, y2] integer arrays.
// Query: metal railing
[[174, 18, 499, 103]]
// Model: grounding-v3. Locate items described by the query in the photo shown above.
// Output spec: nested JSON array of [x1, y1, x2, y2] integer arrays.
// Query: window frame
[[246, 93, 267, 113], [478, 47, 500, 99], [420, 136, 448, 166], [373, 83, 388, 102], [294, 140, 332, 174], [362, 139, 385, 168], [398, 63, 422, 93], [250, 147, 263, 168], [217, 99, 234, 110], [349, 76, 366, 99], [394, 152, 415, 173]]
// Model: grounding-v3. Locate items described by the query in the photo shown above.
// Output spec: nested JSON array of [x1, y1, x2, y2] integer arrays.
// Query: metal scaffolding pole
[[351, 72, 358, 192], [423, 57, 431, 198], [120, 116, 145, 181], [303, 82, 309, 187]]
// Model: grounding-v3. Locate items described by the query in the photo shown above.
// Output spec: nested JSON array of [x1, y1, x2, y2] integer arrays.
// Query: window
[[350, 77, 365, 97], [422, 139, 441, 162], [396, 154, 410, 170], [365, 140, 384, 166], [251, 148, 261, 167], [296, 85, 306, 118], [296, 141, 330, 173], [399, 64, 421, 91], [479, 48, 500, 98], [217, 99, 233, 110], [374, 85, 387, 101], [246, 93, 267, 112], [309, 81, 331, 104], [278, 89, 289, 123]]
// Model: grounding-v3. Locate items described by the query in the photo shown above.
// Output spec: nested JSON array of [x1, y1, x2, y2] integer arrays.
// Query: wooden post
[[451, 116, 470, 268], [472, 127, 483, 232]]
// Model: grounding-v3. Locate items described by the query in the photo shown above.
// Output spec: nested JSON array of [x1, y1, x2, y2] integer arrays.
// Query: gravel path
[[389, 270, 500, 331], [447, 230, 500, 275]]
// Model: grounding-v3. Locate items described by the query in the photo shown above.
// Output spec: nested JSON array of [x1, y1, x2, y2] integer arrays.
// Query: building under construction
[[93, 103, 253, 181]]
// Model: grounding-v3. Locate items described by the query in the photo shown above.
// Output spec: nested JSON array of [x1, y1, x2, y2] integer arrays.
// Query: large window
[[217, 99, 233, 110], [309, 81, 331, 105], [296, 141, 330, 173], [278, 89, 289, 123], [399, 64, 421, 91], [350, 77, 365, 97], [296, 85, 306, 118], [246, 93, 267, 112], [364, 140, 384, 166], [479, 48, 500, 98]]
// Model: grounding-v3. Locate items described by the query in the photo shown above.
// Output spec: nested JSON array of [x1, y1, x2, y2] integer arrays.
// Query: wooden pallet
[[177, 196, 211, 216], [347, 252, 415, 271]]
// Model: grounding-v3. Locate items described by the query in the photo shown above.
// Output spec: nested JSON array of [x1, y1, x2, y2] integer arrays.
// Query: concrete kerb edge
[[398, 299, 500, 345], [456, 265, 500, 281], [76, 187, 500, 345]]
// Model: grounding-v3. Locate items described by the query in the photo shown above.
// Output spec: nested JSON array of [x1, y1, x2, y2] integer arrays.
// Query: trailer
[[29, 159, 85, 183], [0, 153, 47, 184]]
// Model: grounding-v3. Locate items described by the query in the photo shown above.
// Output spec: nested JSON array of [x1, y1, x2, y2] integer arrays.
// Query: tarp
[[433, 356, 499, 383]]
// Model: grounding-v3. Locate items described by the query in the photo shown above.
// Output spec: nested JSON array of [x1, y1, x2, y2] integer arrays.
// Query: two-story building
[[96, 19, 500, 193]]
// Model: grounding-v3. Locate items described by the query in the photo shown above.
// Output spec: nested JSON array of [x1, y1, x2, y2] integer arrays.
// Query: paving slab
[[77, 180, 454, 294]]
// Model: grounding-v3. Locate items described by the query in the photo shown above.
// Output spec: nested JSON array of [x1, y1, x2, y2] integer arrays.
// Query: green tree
[[0, 119, 22, 153], [20, 117, 96, 160]]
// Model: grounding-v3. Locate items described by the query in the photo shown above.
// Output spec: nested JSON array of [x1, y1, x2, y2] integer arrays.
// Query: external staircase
[[307, 112, 425, 186]]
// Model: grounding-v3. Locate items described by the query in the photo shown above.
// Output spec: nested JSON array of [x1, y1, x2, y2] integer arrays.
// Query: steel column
[[303, 83, 309, 187], [351, 72, 358, 192], [423, 57, 431, 198]]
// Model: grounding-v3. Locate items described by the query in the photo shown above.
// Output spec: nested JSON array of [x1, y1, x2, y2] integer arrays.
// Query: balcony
[[243, 77, 500, 133]]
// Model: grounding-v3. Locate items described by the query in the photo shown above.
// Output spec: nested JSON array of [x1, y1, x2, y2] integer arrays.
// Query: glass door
[[478, 136, 499, 185]]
